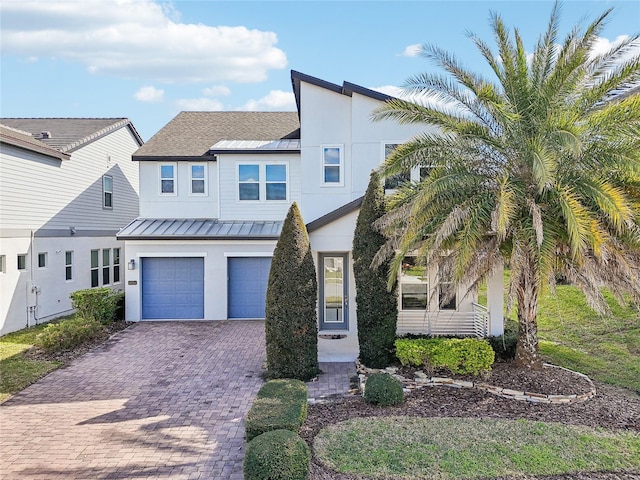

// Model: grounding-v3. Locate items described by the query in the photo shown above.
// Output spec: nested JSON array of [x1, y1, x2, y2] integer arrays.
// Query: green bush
[[265, 202, 319, 381], [244, 429, 310, 480], [488, 318, 518, 360], [70, 288, 123, 325], [364, 373, 404, 406], [257, 379, 308, 403], [395, 337, 495, 375], [35, 316, 104, 353], [245, 397, 308, 442], [353, 171, 398, 368]]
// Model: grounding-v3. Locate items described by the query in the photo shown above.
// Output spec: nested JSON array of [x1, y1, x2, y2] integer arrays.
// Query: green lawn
[[0, 321, 64, 403], [314, 417, 640, 479]]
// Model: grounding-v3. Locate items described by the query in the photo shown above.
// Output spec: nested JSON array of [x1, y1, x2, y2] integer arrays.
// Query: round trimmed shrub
[[244, 429, 310, 480], [364, 373, 404, 406]]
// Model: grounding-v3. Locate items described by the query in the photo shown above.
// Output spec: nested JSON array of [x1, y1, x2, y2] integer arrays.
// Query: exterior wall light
[[128, 259, 136, 270]]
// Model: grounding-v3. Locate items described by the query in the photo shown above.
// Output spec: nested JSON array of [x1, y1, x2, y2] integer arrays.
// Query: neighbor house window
[[17, 254, 27, 271], [38, 252, 47, 268], [383, 144, 410, 191], [160, 164, 176, 195], [65, 251, 73, 281], [238, 163, 288, 201], [438, 267, 457, 310], [103, 175, 113, 208], [0, 255, 5, 273], [91, 250, 99, 287], [190, 163, 207, 195], [400, 257, 428, 310], [102, 249, 111, 285], [113, 248, 120, 283], [266, 164, 287, 200], [322, 146, 343, 185]]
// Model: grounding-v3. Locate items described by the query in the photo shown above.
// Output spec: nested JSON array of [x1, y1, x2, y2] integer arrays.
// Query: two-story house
[[118, 71, 504, 361], [0, 118, 143, 335]]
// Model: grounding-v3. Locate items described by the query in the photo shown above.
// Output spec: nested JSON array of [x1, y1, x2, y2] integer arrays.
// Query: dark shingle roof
[[0, 124, 71, 161], [0, 118, 143, 153], [134, 111, 300, 159], [117, 218, 283, 240]]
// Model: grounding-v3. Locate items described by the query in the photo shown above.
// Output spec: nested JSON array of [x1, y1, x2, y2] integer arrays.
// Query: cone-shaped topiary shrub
[[364, 372, 404, 406], [353, 171, 398, 368], [244, 429, 311, 480], [265, 202, 319, 381]]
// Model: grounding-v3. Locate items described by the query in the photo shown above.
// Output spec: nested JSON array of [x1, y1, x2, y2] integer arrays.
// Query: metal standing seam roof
[[117, 218, 283, 240], [210, 139, 301, 153]]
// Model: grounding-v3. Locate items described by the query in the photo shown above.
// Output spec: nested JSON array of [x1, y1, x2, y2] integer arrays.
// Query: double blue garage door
[[141, 257, 271, 320]]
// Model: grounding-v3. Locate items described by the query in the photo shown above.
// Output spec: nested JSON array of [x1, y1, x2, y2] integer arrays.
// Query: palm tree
[[374, 3, 640, 369]]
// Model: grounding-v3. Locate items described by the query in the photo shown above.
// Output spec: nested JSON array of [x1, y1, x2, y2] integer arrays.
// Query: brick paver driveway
[[1, 321, 265, 480]]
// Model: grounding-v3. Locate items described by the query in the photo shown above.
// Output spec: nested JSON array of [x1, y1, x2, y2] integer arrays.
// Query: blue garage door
[[142, 257, 204, 319], [228, 257, 271, 319]]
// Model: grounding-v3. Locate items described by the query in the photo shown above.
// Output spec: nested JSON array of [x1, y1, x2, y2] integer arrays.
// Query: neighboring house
[[118, 71, 504, 361], [0, 118, 143, 335]]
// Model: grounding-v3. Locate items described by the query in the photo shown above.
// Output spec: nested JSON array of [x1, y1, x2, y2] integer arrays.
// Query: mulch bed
[[302, 363, 640, 480], [23, 320, 132, 364]]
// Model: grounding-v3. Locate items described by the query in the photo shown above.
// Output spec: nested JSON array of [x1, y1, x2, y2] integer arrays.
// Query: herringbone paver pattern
[[0, 321, 266, 480]]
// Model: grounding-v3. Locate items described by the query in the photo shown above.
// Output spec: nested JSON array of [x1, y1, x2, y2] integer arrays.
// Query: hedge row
[[244, 379, 311, 480]]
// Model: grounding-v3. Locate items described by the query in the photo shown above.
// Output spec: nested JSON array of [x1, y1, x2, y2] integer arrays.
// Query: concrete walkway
[[0, 321, 356, 480]]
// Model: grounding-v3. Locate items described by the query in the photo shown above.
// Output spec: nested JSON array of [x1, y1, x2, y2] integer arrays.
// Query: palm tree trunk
[[513, 256, 543, 369]]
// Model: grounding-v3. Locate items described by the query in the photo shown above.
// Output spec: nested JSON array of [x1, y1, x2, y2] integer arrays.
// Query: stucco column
[[486, 263, 505, 336]]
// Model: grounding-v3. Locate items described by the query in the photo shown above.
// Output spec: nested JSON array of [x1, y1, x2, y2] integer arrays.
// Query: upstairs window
[[322, 146, 343, 185], [38, 252, 47, 268], [238, 163, 288, 201], [238, 164, 260, 200], [103, 175, 113, 208], [190, 164, 207, 195], [17, 254, 27, 271], [160, 164, 176, 195], [383, 144, 410, 191]]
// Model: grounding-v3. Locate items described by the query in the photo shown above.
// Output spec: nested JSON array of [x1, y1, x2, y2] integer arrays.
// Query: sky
[[1, 0, 638, 141]]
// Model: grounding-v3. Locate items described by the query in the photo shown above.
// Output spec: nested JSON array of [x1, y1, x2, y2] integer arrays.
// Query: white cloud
[[134, 85, 164, 103], [238, 90, 296, 111], [0, 0, 287, 83], [202, 85, 232, 97], [175, 98, 225, 111], [399, 43, 422, 57]]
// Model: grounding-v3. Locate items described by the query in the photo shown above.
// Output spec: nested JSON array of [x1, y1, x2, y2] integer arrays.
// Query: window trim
[[159, 163, 177, 196], [90, 249, 99, 288], [237, 161, 289, 202], [113, 248, 121, 284], [37, 252, 47, 269], [102, 174, 113, 209], [399, 256, 429, 311], [189, 163, 208, 196], [321, 145, 344, 187], [65, 250, 73, 281], [17, 254, 27, 271], [102, 249, 111, 286]]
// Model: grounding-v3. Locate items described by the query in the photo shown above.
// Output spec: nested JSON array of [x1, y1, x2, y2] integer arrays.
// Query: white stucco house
[[0, 118, 143, 335], [118, 71, 504, 361]]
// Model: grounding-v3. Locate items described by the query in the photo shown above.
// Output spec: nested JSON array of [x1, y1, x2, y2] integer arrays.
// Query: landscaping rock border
[[356, 360, 597, 404]]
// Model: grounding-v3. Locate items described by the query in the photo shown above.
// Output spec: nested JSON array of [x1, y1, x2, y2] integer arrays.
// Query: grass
[[314, 417, 640, 479], [0, 319, 69, 403]]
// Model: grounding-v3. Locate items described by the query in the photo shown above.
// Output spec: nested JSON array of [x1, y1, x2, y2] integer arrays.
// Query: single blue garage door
[[142, 257, 204, 319], [228, 257, 271, 319]]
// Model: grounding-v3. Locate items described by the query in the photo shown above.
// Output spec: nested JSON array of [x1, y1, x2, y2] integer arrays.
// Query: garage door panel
[[228, 257, 271, 319], [142, 257, 204, 319]]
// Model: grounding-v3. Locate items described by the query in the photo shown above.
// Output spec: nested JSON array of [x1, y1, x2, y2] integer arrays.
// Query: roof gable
[[133, 111, 300, 160], [0, 118, 143, 153]]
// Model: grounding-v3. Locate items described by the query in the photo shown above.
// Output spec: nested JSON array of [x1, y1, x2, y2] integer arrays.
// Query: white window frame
[[321, 145, 344, 187], [103, 175, 113, 208], [113, 248, 121, 284], [17, 254, 27, 271], [37, 252, 47, 269], [90, 249, 99, 287], [65, 251, 73, 281], [102, 249, 111, 286], [159, 163, 177, 196], [189, 163, 208, 196], [237, 162, 289, 202]]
